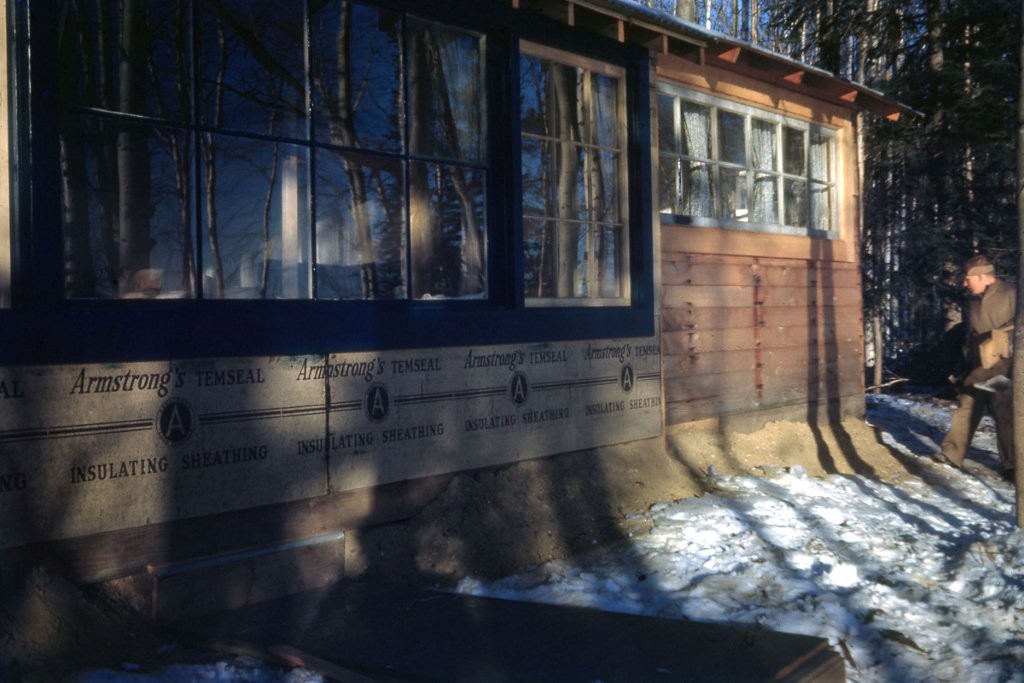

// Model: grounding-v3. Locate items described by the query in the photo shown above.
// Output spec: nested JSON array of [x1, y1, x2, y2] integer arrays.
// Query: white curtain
[[809, 134, 830, 231], [750, 120, 777, 223], [681, 103, 711, 216]]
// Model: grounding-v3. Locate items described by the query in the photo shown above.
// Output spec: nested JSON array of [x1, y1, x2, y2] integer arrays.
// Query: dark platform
[[169, 581, 843, 682]]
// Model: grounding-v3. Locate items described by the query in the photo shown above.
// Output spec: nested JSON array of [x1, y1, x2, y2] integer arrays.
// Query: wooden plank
[[662, 283, 860, 310], [759, 380, 864, 409], [760, 321, 864, 349], [662, 327, 757, 356], [666, 391, 866, 427], [665, 351, 864, 385], [662, 305, 863, 336], [662, 284, 754, 309], [662, 305, 759, 333], [760, 351, 864, 375], [665, 392, 762, 424], [665, 326, 862, 358], [661, 260, 757, 287], [664, 353, 862, 406], [660, 225, 855, 264], [663, 348, 756, 380], [759, 285, 861, 308], [174, 582, 844, 683], [762, 356, 864, 382], [757, 264, 861, 289], [761, 304, 862, 328], [661, 257, 861, 290], [664, 369, 755, 403]]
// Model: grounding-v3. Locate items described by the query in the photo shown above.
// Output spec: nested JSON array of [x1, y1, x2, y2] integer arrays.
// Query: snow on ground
[[76, 391, 1024, 682]]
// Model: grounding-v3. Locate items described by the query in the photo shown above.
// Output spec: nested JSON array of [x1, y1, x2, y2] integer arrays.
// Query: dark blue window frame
[[2, 0, 652, 365]]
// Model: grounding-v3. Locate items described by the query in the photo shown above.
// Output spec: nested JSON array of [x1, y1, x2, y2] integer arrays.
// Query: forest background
[[635, 0, 1021, 388]]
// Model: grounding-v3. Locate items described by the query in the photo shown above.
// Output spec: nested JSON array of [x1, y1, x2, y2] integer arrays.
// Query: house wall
[[0, 0, 876, 582], [654, 54, 867, 430]]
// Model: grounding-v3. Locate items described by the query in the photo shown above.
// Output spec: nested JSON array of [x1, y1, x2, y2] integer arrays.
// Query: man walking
[[936, 254, 1015, 480]]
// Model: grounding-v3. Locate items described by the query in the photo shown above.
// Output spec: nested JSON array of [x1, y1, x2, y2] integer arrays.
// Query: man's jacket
[[969, 279, 1016, 370]]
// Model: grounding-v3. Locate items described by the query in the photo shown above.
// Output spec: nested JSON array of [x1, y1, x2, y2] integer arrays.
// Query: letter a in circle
[[157, 398, 194, 444], [509, 372, 528, 405], [365, 383, 391, 422], [620, 364, 634, 393]]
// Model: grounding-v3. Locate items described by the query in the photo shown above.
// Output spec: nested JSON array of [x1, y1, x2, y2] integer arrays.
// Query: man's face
[[963, 273, 993, 296]]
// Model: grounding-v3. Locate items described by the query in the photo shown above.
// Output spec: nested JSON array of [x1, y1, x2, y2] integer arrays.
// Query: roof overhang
[[511, 0, 915, 121]]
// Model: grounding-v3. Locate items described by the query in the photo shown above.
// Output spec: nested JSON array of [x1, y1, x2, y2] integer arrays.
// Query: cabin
[[0, 0, 906, 607]]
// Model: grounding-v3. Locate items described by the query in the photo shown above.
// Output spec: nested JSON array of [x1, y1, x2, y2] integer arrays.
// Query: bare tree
[[116, 0, 154, 297]]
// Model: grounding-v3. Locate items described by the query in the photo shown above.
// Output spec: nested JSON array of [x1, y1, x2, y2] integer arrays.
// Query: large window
[[58, 1, 487, 301], [520, 44, 629, 304], [6, 0, 652, 363], [657, 86, 836, 237]]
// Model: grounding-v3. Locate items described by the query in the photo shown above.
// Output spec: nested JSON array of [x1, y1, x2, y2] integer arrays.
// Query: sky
[[73, 389, 1024, 683]]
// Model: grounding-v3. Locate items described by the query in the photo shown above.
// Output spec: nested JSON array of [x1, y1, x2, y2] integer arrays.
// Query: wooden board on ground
[[168, 580, 844, 683]]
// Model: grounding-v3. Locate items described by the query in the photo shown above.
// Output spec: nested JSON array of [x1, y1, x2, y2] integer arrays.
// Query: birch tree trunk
[[117, 0, 154, 296]]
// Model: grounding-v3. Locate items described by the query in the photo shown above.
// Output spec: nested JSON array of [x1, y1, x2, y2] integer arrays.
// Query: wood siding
[[660, 248, 865, 427]]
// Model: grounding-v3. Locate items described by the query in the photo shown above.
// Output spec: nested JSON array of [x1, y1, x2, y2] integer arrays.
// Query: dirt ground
[[0, 413, 925, 682]]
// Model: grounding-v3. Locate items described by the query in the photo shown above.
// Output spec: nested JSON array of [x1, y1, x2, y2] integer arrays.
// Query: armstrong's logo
[[364, 383, 391, 422], [156, 397, 194, 444], [509, 371, 528, 405], [620, 364, 635, 393]]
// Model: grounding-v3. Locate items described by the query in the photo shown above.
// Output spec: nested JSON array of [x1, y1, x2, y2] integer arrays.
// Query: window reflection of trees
[[58, 0, 488, 301], [521, 46, 627, 302]]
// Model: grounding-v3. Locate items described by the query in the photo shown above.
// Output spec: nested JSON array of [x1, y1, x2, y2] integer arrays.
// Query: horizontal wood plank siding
[[661, 236, 865, 428]]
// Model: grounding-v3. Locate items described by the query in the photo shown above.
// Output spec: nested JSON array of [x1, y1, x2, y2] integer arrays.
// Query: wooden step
[[142, 531, 345, 621]]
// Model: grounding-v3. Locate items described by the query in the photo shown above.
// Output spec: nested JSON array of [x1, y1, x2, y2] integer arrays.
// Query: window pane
[[563, 221, 590, 298], [717, 110, 745, 165], [522, 139, 588, 221], [751, 119, 776, 171], [588, 150, 621, 224], [657, 94, 677, 153], [749, 120, 777, 224], [681, 101, 711, 159], [199, 0, 306, 138], [407, 18, 486, 163], [658, 155, 681, 214], [524, 217, 555, 298], [596, 224, 624, 298], [586, 72, 621, 149], [522, 137, 548, 216], [810, 132, 832, 182], [810, 182, 832, 232], [311, 1, 402, 153], [201, 135, 310, 299], [520, 54, 548, 138], [409, 162, 487, 299], [720, 168, 748, 221], [751, 173, 778, 224], [783, 127, 805, 175], [62, 115, 195, 299], [784, 178, 808, 227], [682, 161, 714, 217], [315, 151, 405, 300], [59, 0, 191, 122]]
